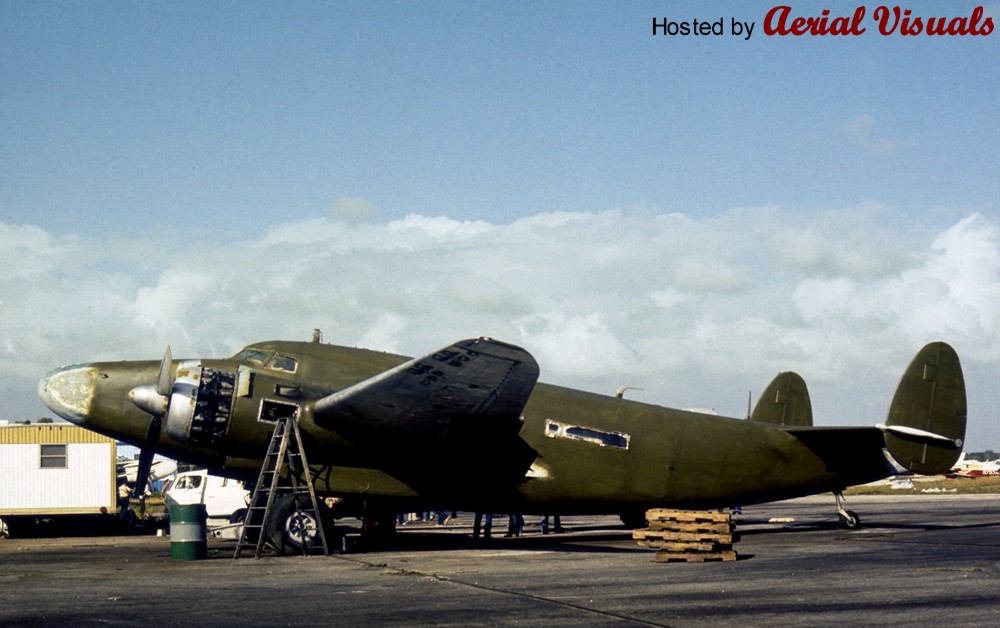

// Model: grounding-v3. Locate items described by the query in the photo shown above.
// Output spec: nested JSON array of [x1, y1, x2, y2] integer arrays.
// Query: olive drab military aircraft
[[39, 336, 967, 552]]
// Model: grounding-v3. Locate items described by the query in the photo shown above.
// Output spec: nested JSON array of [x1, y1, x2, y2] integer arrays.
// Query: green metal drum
[[170, 503, 207, 560]]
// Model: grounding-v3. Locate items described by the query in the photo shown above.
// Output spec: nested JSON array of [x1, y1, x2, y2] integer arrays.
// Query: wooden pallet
[[654, 550, 738, 563], [647, 520, 733, 534], [634, 509, 738, 563], [634, 530, 738, 545], [646, 508, 732, 524]]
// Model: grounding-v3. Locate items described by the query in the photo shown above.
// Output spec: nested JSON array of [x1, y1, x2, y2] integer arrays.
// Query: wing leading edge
[[313, 337, 539, 444]]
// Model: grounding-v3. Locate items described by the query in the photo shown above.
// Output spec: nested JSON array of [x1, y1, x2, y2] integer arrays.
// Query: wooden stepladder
[[234, 411, 329, 559]]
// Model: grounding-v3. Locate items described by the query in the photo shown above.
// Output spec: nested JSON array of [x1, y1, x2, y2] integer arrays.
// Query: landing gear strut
[[834, 491, 861, 529]]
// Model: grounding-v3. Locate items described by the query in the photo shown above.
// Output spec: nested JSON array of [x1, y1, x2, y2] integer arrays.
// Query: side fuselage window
[[267, 354, 298, 373]]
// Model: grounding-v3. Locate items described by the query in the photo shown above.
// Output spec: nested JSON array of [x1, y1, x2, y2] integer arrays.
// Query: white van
[[164, 470, 250, 522]]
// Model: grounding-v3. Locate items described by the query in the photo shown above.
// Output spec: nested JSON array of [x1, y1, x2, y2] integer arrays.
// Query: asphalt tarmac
[[2, 495, 998, 626]]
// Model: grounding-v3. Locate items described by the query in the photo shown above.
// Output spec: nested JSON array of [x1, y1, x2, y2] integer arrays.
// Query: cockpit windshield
[[231, 348, 298, 373], [231, 348, 270, 364]]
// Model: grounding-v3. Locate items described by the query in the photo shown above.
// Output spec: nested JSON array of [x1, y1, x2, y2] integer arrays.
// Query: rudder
[[750, 371, 813, 427], [882, 342, 966, 475]]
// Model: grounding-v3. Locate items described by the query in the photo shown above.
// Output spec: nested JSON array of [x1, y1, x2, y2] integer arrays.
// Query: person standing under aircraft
[[540, 515, 564, 534], [473, 512, 493, 539]]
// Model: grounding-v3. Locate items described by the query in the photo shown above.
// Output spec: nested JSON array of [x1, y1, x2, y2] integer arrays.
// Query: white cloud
[[357, 312, 408, 353], [330, 197, 379, 224], [650, 288, 684, 310], [386, 214, 493, 243], [672, 257, 748, 292], [0, 223, 84, 279], [893, 213, 1000, 358], [845, 113, 913, 155], [133, 268, 215, 330], [4, 205, 999, 447], [514, 311, 636, 380]]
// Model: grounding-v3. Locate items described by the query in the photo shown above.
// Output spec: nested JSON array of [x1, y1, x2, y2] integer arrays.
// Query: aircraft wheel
[[838, 509, 861, 530], [265, 494, 327, 554], [619, 510, 648, 529]]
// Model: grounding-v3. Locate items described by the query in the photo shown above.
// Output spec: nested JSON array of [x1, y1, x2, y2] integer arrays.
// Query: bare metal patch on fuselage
[[544, 419, 630, 450], [525, 462, 551, 479]]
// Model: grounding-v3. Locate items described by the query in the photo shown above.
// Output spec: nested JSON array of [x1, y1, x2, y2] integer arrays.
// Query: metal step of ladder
[[234, 413, 329, 559]]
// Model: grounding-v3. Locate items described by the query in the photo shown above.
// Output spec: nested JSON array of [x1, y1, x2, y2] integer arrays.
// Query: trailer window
[[40, 444, 67, 469]]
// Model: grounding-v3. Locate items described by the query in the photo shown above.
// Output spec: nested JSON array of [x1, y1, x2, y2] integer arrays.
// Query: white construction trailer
[[0, 422, 118, 536]]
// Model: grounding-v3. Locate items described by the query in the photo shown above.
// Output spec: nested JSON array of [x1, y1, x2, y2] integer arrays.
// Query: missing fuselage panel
[[258, 398, 299, 424], [544, 418, 630, 450]]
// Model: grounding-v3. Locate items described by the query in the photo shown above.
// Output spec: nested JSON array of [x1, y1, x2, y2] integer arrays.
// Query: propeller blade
[[133, 416, 162, 497], [130, 346, 172, 497], [156, 346, 173, 397]]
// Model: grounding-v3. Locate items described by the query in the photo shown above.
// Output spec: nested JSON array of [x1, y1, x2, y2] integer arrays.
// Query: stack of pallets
[[632, 509, 738, 563]]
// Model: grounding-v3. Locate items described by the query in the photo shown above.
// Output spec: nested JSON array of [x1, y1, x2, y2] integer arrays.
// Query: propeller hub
[[129, 384, 169, 416]]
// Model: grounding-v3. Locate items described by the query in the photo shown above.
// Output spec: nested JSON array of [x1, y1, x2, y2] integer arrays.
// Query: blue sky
[[5, 1, 995, 235], [2, 2, 999, 448]]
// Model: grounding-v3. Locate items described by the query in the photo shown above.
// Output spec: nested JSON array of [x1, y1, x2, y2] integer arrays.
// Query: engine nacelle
[[164, 361, 236, 447]]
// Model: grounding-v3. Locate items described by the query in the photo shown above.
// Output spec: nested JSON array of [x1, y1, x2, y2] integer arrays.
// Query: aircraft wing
[[313, 337, 539, 444]]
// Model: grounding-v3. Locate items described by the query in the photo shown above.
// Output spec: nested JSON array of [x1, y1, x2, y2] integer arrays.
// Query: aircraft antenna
[[616, 385, 643, 399]]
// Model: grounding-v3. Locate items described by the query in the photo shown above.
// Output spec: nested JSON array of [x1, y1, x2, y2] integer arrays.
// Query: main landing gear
[[834, 491, 861, 529]]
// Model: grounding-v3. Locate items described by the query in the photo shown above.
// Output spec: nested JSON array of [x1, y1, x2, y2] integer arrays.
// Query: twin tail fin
[[750, 371, 814, 427], [879, 342, 966, 475]]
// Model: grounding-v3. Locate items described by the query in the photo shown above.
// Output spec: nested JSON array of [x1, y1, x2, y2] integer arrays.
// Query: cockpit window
[[266, 354, 298, 373], [231, 349, 270, 364]]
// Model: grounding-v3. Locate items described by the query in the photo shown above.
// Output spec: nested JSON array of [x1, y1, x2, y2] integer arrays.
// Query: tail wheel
[[838, 510, 861, 530]]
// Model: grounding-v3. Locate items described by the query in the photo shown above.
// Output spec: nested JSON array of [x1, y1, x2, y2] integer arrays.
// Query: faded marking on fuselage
[[525, 462, 551, 479], [544, 418, 630, 450]]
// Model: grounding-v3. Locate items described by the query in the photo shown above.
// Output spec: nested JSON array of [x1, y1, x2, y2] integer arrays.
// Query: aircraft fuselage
[[39, 340, 893, 515]]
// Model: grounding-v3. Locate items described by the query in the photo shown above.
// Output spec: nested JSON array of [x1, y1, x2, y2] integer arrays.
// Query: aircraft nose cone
[[38, 364, 98, 424]]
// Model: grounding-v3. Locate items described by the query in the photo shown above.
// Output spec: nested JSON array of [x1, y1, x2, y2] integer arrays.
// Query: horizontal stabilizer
[[884, 342, 966, 475], [876, 423, 962, 448], [750, 371, 813, 427]]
